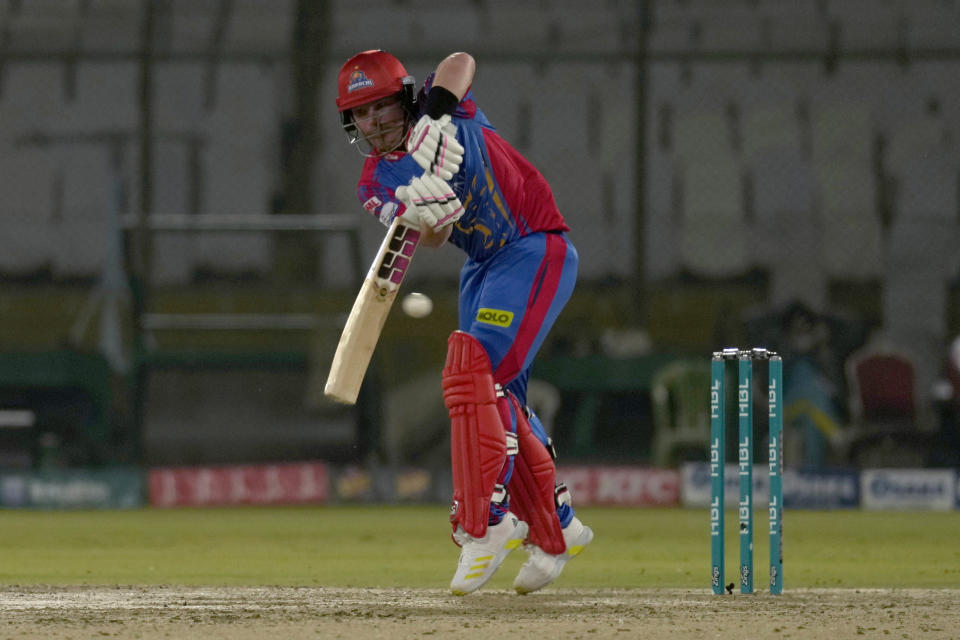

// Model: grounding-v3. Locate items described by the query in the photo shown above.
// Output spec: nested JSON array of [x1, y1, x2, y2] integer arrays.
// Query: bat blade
[[324, 217, 420, 404]]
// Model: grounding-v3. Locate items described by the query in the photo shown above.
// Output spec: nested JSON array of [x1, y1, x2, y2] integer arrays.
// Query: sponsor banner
[[394, 468, 433, 502], [148, 462, 329, 507], [682, 462, 767, 508], [331, 466, 443, 503], [332, 465, 376, 502], [559, 465, 681, 506], [861, 469, 956, 511], [783, 469, 859, 509], [0, 468, 144, 509], [682, 463, 859, 510]]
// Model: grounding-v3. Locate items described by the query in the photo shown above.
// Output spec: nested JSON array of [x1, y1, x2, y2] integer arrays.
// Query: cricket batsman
[[335, 49, 593, 595]]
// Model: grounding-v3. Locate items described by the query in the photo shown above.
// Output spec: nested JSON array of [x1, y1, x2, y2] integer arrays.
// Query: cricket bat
[[324, 216, 421, 404]]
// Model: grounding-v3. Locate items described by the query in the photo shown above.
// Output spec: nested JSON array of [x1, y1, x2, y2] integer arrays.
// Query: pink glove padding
[[395, 173, 465, 231], [407, 114, 465, 181]]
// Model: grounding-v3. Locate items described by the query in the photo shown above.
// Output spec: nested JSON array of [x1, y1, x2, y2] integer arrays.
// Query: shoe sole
[[451, 521, 529, 596]]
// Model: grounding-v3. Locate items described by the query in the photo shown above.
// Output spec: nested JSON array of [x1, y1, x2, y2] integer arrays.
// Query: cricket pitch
[[2, 586, 958, 639]]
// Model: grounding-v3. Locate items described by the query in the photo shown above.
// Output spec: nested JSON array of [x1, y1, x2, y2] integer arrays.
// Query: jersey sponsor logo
[[363, 196, 382, 212], [346, 69, 374, 93], [476, 307, 514, 327]]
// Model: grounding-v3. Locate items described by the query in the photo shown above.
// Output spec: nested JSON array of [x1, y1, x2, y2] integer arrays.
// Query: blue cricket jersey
[[352, 73, 578, 404]]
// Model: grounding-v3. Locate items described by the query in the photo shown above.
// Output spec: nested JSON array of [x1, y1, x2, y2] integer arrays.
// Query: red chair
[[848, 351, 916, 424], [844, 342, 931, 467]]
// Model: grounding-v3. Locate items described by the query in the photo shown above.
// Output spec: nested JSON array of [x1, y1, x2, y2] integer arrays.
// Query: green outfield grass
[[1, 505, 958, 589]]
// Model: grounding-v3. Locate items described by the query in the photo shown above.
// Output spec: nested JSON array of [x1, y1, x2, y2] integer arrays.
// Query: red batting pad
[[505, 393, 566, 555], [443, 331, 508, 540]]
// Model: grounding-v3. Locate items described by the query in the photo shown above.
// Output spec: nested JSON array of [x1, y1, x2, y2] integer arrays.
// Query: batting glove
[[407, 114, 464, 181], [395, 173, 464, 231]]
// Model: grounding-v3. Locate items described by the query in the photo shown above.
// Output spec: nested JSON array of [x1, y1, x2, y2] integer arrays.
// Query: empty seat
[[80, 0, 142, 52], [810, 99, 874, 164], [168, 0, 220, 53], [223, 0, 294, 54], [479, 5, 550, 51], [329, 2, 413, 52], [762, 7, 829, 51], [875, 68, 932, 134], [0, 63, 65, 135], [646, 65, 684, 278], [679, 153, 750, 277], [6, 0, 80, 52], [597, 62, 638, 169], [750, 147, 816, 259], [760, 61, 823, 103], [52, 146, 114, 279], [413, 7, 481, 49], [846, 340, 920, 427], [696, 6, 764, 51], [750, 146, 824, 306], [885, 116, 957, 224], [650, 360, 712, 466], [887, 217, 958, 278], [149, 63, 207, 283], [528, 64, 592, 160], [906, 0, 960, 49], [154, 63, 208, 130], [672, 111, 733, 165], [470, 63, 538, 146], [768, 221, 827, 309], [194, 63, 277, 277], [196, 141, 273, 276], [674, 63, 754, 112], [648, 1, 693, 53], [0, 147, 56, 275], [816, 158, 883, 280], [548, 5, 628, 52], [816, 157, 878, 213], [884, 115, 951, 176], [820, 212, 884, 281], [892, 146, 958, 222], [880, 275, 949, 411], [206, 64, 276, 131], [59, 62, 138, 133], [741, 102, 803, 160], [150, 139, 198, 285], [528, 65, 611, 277], [648, 63, 687, 118], [827, 0, 900, 50], [887, 137, 959, 281]]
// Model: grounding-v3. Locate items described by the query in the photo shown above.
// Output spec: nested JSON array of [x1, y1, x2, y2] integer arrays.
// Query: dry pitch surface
[[2, 586, 958, 639]]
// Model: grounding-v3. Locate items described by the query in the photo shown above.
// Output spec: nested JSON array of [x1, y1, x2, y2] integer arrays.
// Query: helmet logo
[[346, 68, 375, 93]]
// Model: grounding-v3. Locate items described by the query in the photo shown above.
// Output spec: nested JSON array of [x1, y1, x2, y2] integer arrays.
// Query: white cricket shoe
[[513, 516, 594, 594], [450, 512, 529, 596]]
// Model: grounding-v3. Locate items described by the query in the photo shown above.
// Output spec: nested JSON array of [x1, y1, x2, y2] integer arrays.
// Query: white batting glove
[[406, 114, 464, 181], [395, 173, 464, 231]]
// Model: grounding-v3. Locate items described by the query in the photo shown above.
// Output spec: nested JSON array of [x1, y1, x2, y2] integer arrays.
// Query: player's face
[[351, 96, 407, 153]]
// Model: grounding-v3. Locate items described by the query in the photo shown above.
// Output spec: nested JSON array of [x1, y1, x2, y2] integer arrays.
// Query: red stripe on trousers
[[493, 233, 567, 385]]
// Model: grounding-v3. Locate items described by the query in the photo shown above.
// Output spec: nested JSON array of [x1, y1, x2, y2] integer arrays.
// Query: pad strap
[[443, 331, 508, 540], [504, 392, 566, 555]]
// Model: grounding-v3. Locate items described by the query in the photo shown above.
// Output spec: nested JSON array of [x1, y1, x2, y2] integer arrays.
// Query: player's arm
[[357, 167, 459, 246], [430, 52, 476, 106], [406, 53, 475, 180], [409, 52, 472, 249], [417, 222, 453, 248]]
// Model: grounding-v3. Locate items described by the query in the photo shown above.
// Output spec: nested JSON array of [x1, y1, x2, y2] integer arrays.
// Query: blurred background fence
[[0, 0, 958, 478]]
